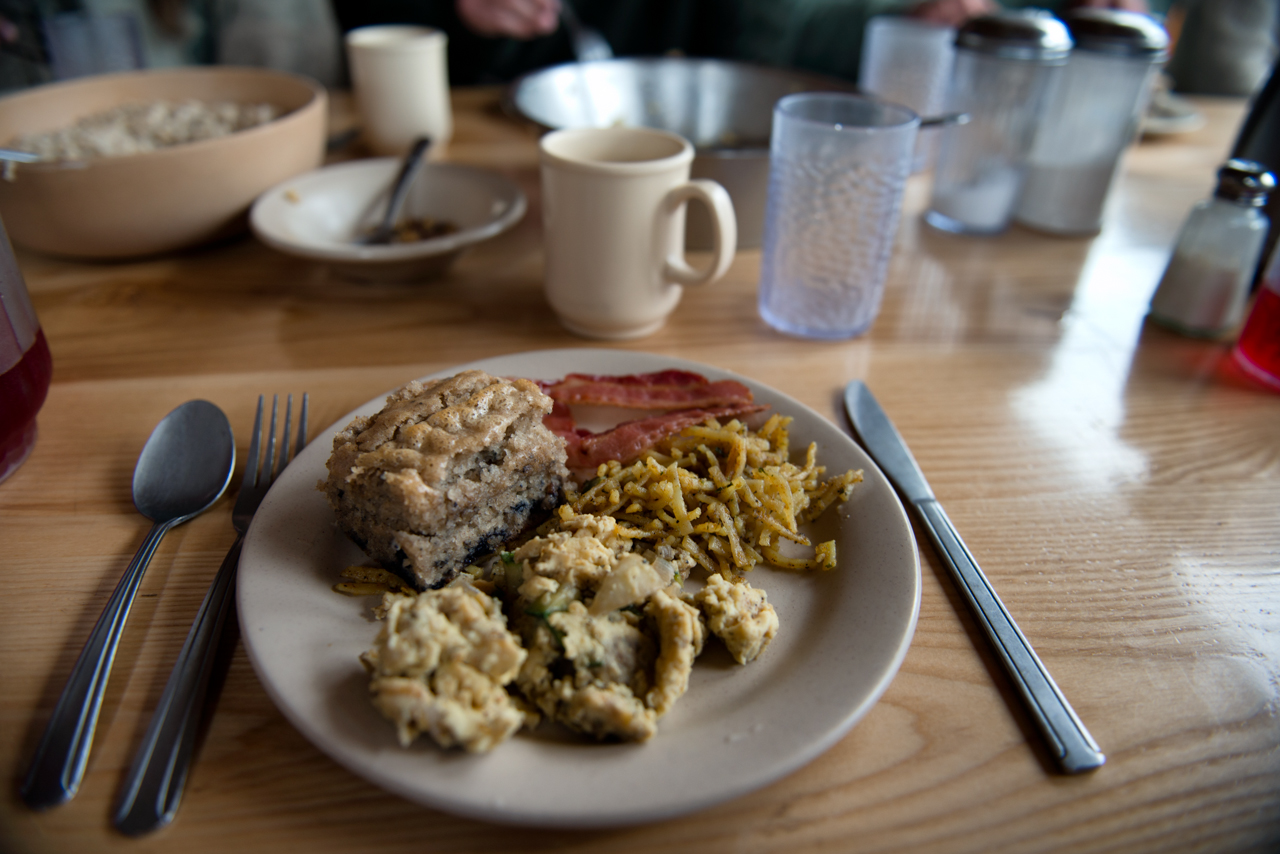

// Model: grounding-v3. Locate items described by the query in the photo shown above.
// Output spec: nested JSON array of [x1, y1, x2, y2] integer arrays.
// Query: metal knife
[[844, 380, 1105, 774]]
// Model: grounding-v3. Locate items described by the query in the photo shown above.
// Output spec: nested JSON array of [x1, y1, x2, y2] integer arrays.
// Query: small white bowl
[[250, 158, 526, 282]]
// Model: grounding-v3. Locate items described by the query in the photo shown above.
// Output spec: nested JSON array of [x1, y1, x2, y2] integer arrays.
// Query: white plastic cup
[[859, 15, 956, 173], [345, 25, 452, 156], [757, 93, 919, 340]]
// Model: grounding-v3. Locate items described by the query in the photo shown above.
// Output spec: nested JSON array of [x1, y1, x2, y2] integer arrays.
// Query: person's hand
[[456, 0, 561, 39], [909, 0, 998, 27]]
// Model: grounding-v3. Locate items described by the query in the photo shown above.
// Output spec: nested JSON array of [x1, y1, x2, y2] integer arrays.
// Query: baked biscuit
[[324, 371, 569, 589]]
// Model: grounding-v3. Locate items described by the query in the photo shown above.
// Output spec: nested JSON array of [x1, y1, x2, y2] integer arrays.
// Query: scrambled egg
[[361, 583, 527, 753], [359, 511, 780, 752], [694, 572, 779, 664], [509, 512, 704, 742]]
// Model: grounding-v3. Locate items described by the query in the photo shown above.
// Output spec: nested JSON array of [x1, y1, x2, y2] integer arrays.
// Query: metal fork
[[113, 394, 308, 836]]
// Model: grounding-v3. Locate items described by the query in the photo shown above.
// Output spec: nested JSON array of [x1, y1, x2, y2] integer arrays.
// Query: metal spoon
[[561, 1, 612, 62], [21, 400, 235, 810], [0, 148, 40, 163], [920, 112, 970, 128], [358, 136, 431, 245]]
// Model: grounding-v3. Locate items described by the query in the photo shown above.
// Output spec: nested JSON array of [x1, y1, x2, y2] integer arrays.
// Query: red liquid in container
[[1232, 284, 1280, 391], [0, 329, 53, 481]]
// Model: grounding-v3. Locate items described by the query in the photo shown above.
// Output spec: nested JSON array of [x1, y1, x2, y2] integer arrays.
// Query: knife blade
[[844, 380, 1105, 774]]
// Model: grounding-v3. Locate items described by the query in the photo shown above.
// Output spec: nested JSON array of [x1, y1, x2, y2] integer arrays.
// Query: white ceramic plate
[[249, 159, 526, 281], [237, 349, 920, 828]]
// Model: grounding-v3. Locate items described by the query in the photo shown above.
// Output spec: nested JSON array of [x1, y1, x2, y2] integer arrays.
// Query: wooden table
[[3, 88, 1278, 854]]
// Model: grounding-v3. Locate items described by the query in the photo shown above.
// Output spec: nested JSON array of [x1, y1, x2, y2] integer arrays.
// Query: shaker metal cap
[[1064, 9, 1169, 60], [1215, 159, 1275, 206], [956, 9, 1073, 62]]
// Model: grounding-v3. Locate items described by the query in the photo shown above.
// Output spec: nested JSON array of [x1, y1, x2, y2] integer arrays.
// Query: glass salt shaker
[[1148, 159, 1275, 337], [925, 10, 1073, 235], [1015, 10, 1169, 235]]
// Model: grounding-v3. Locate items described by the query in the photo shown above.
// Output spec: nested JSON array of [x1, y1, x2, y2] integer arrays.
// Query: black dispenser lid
[[956, 10, 1073, 62], [1064, 9, 1169, 60], [1215, 159, 1275, 206]]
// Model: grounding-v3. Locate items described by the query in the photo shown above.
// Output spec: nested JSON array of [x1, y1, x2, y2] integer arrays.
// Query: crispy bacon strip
[[533, 370, 767, 469], [553, 403, 769, 470], [543, 400, 579, 437], [537, 370, 754, 410]]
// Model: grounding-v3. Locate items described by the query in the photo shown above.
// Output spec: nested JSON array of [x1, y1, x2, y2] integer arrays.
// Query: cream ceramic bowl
[[0, 66, 327, 259], [249, 158, 527, 282]]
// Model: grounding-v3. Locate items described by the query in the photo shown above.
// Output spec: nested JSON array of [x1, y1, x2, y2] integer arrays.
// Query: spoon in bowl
[[0, 148, 40, 163], [21, 400, 235, 810], [359, 136, 431, 245], [561, 1, 612, 62]]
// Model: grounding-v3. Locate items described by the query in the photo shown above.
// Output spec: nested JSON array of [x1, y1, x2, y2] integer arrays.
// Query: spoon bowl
[[133, 400, 236, 522], [21, 400, 234, 810]]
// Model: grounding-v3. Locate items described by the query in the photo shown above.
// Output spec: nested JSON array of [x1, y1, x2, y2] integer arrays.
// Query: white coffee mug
[[540, 127, 737, 340], [345, 25, 452, 156]]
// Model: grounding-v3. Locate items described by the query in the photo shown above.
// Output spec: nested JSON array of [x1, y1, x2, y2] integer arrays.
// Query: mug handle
[[660, 179, 737, 286]]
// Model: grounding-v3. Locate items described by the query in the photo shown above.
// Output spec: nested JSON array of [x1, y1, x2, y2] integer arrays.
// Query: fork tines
[[246, 394, 309, 490]]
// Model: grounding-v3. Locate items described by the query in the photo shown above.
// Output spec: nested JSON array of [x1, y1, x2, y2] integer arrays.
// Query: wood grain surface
[[2, 87, 1278, 854]]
